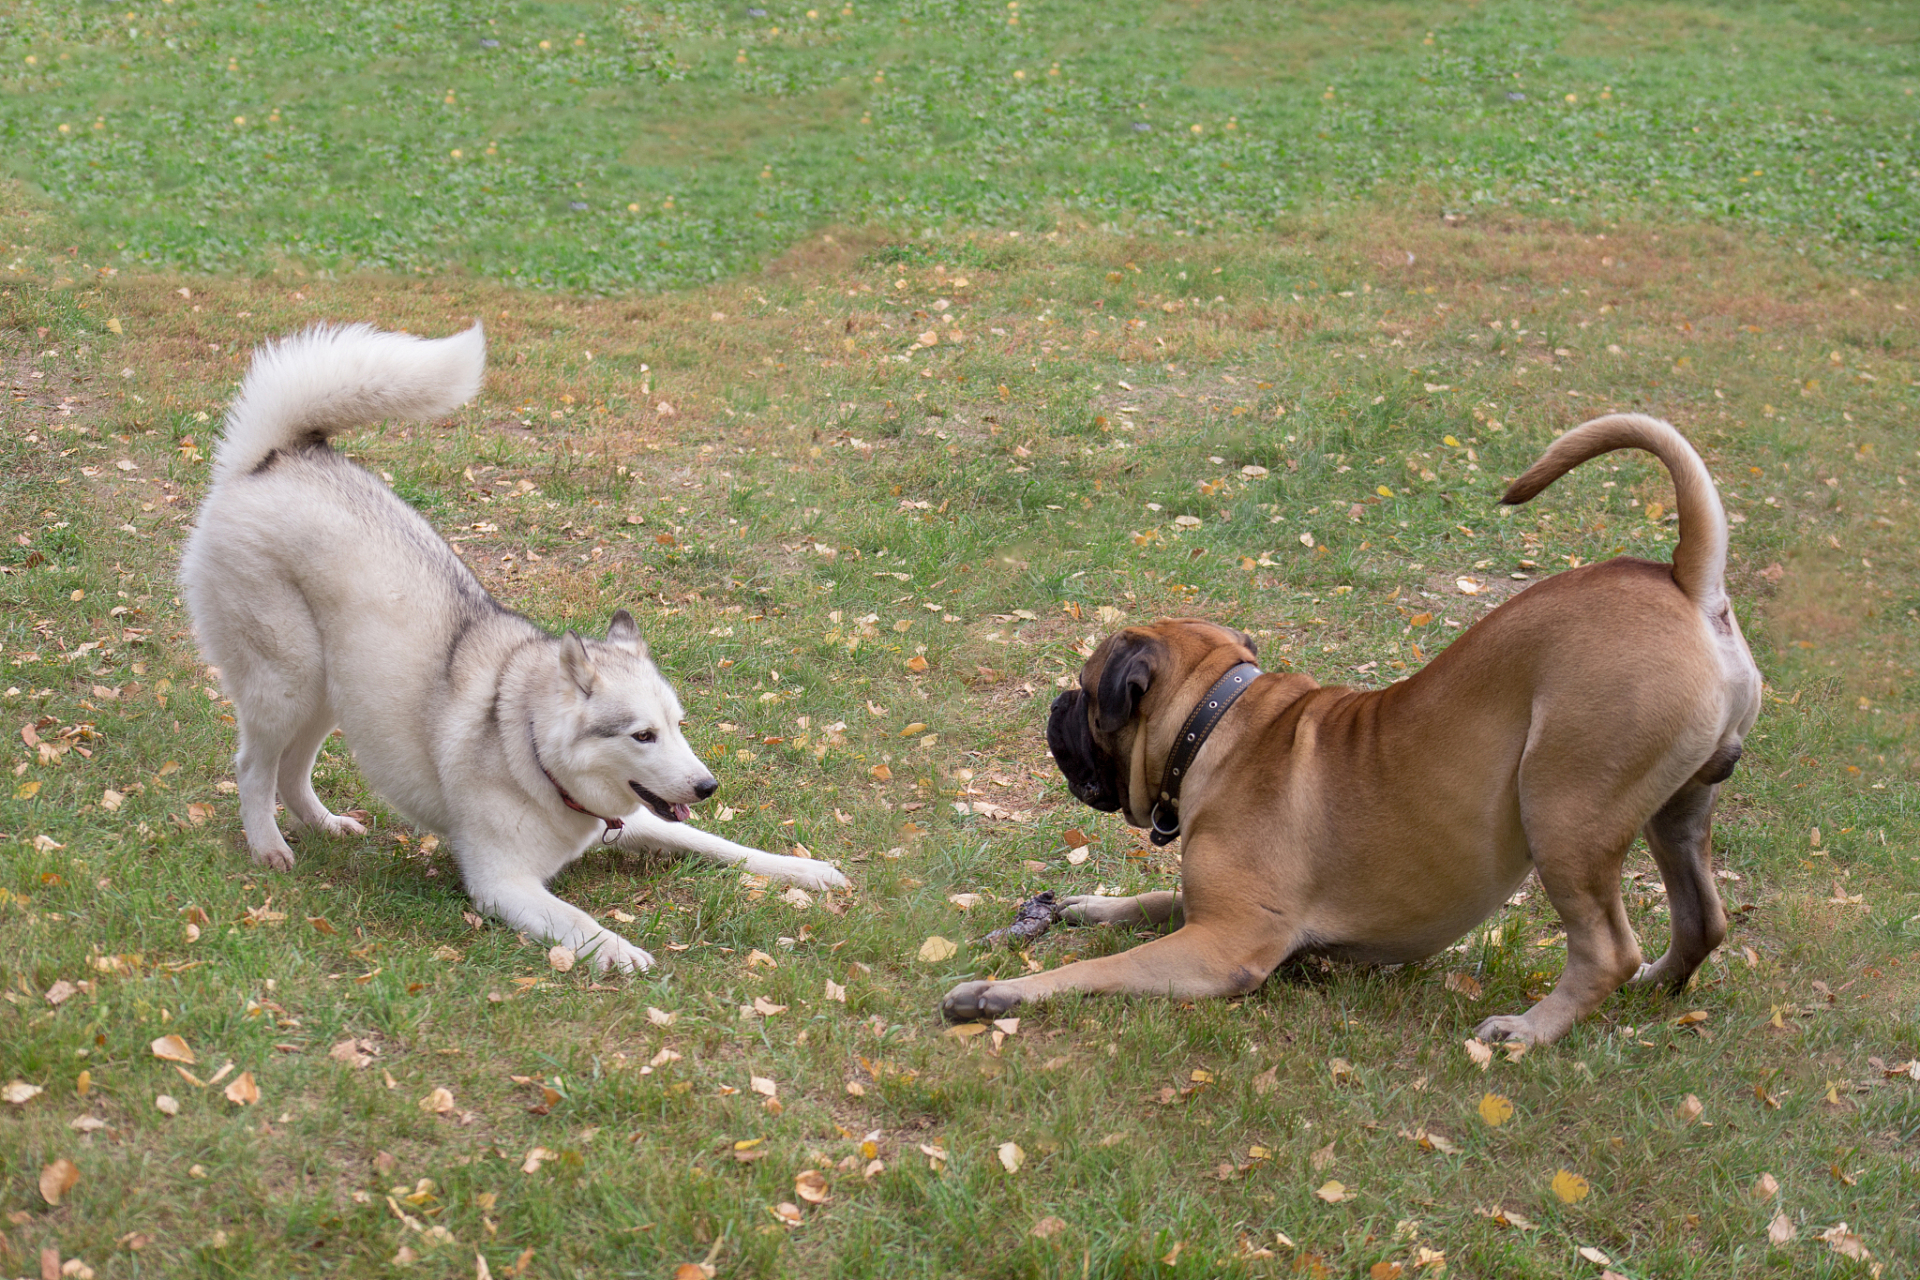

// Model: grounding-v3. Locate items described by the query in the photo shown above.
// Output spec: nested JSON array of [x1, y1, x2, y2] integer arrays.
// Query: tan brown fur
[[945, 415, 1761, 1044]]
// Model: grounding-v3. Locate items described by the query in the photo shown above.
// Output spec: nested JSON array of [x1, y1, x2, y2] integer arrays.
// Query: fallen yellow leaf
[[1477, 1093, 1514, 1127], [150, 1035, 195, 1064], [223, 1072, 260, 1106], [1551, 1169, 1590, 1203], [39, 1156, 79, 1205], [918, 935, 958, 963]]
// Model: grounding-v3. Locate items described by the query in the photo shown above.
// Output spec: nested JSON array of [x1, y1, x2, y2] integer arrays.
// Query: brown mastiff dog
[[945, 414, 1761, 1043]]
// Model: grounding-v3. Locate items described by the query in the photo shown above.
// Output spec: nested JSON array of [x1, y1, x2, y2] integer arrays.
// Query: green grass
[[3, 216, 1917, 1277], [3, 2, 1920, 1277], [2, 1, 1917, 290]]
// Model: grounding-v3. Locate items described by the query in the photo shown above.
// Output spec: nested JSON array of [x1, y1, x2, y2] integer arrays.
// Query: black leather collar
[[1148, 661, 1261, 846]]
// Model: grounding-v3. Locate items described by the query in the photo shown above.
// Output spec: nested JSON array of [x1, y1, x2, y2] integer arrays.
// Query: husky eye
[[631, 729, 657, 744]]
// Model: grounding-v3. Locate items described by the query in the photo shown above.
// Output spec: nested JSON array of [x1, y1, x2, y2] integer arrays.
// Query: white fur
[[179, 323, 847, 972]]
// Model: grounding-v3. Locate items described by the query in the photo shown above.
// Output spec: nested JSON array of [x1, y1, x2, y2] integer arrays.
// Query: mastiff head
[[1046, 618, 1256, 828]]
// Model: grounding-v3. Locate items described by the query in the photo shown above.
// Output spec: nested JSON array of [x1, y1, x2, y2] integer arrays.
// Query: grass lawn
[[3, 3, 1919, 1278]]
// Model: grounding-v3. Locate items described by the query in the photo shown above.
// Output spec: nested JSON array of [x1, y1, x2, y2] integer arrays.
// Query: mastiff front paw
[[941, 980, 1025, 1023]]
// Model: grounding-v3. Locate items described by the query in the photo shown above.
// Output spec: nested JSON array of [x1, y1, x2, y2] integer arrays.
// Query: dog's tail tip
[[212, 321, 488, 478], [1509, 412, 1729, 608]]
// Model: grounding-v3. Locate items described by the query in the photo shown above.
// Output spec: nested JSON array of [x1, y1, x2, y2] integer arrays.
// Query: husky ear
[[559, 631, 596, 696], [606, 608, 647, 657], [1093, 630, 1163, 735]]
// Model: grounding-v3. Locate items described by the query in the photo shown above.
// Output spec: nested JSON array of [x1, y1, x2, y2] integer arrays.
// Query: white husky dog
[[179, 322, 848, 972]]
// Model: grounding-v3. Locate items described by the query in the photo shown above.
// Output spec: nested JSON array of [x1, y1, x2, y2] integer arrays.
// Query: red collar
[[530, 728, 624, 841]]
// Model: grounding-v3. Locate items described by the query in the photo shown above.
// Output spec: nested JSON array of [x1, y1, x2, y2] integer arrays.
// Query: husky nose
[[694, 776, 719, 801]]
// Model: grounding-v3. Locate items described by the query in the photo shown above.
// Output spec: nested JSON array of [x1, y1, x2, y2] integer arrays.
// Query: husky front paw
[[792, 861, 851, 892], [578, 931, 655, 974], [751, 854, 850, 893]]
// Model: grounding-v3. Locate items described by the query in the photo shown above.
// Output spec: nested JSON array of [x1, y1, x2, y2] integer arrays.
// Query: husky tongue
[[671, 803, 691, 823]]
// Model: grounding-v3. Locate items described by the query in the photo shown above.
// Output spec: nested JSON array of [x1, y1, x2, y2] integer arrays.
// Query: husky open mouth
[[631, 781, 690, 823]]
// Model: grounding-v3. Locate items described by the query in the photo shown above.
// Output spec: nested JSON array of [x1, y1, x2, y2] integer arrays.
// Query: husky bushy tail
[[211, 322, 486, 480]]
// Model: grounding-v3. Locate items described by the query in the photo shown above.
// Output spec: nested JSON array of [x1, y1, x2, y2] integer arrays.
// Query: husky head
[[541, 609, 717, 824]]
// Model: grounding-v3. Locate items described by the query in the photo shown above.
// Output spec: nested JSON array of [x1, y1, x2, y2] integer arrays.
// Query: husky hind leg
[[200, 589, 329, 869], [275, 709, 367, 839]]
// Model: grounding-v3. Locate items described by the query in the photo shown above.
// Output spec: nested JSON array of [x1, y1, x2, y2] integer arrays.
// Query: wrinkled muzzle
[[1046, 690, 1123, 813]]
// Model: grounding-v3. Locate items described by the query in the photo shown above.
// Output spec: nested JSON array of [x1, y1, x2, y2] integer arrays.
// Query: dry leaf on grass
[[1766, 1211, 1797, 1245], [154, 1094, 180, 1116], [824, 979, 847, 1003], [547, 946, 576, 973], [1675, 1094, 1703, 1125], [1314, 1180, 1350, 1203], [330, 1038, 377, 1068], [1031, 1216, 1067, 1239], [1815, 1223, 1870, 1261], [520, 1147, 557, 1175], [1477, 1093, 1514, 1127], [998, 1142, 1025, 1174], [917, 936, 958, 963], [1309, 1142, 1336, 1171], [794, 1170, 830, 1205], [1463, 1039, 1493, 1071], [1445, 972, 1483, 1000], [1551, 1170, 1591, 1203], [1400, 1127, 1460, 1155], [223, 1072, 260, 1106], [150, 1035, 195, 1064], [750, 1076, 778, 1099], [751, 996, 788, 1017], [1752, 1172, 1780, 1200], [39, 1157, 79, 1205], [419, 1088, 455, 1115], [646, 1006, 677, 1026], [1577, 1245, 1612, 1266], [769, 1202, 803, 1228], [3, 1080, 44, 1106]]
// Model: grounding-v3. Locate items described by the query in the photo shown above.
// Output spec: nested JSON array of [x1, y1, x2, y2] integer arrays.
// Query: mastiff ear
[[1093, 630, 1163, 734], [606, 608, 648, 657]]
